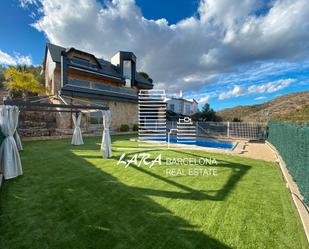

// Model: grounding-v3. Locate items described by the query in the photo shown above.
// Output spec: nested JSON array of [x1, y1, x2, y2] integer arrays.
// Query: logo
[[138, 89, 196, 150]]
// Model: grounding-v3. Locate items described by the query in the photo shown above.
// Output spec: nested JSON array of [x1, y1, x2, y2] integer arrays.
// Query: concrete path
[[235, 141, 277, 162]]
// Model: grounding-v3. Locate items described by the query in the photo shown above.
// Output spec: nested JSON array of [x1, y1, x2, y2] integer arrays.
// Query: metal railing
[[67, 79, 138, 96], [167, 121, 267, 140]]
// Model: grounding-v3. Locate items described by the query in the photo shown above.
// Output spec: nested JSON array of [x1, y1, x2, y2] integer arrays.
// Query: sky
[[0, 0, 308, 110]]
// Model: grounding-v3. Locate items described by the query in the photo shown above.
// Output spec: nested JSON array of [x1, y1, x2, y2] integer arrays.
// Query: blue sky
[[0, 0, 308, 110], [0, 0, 198, 62]]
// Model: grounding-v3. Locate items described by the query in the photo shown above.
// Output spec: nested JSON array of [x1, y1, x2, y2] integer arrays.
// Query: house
[[165, 91, 198, 116], [43, 43, 153, 130]]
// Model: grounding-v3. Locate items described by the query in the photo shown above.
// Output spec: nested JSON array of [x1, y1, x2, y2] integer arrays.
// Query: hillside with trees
[[217, 91, 309, 124]]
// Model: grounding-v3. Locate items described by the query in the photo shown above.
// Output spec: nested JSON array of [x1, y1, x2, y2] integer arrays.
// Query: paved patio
[[235, 141, 277, 162]]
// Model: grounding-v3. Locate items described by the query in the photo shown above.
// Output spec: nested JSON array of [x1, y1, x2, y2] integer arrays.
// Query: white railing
[[167, 121, 267, 140]]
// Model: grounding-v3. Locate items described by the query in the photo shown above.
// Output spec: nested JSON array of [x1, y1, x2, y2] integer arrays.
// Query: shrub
[[132, 124, 138, 131], [119, 124, 130, 132], [232, 117, 242, 122]]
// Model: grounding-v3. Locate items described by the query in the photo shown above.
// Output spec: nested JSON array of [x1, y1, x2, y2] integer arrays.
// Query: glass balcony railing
[[66, 79, 138, 97]]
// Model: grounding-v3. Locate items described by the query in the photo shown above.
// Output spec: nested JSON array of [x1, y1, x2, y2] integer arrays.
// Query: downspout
[[61, 53, 68, 87]]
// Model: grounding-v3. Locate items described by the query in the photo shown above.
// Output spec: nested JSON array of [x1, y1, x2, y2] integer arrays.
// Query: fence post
[[227, 122, 230, 138], [196, 121, 198, 135]]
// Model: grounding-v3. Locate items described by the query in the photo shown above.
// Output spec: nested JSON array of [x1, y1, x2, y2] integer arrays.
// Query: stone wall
[[18, 110, 103, 137], [19, 111, 57, 137], [108, 99, 138, 129]]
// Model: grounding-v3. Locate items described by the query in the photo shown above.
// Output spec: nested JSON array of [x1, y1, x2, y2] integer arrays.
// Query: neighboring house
[[165, 91, 198, 116], [43, 43, 153, 130]]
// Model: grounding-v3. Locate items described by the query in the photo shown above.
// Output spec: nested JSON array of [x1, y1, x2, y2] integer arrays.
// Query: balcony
[[61, 79, 138, 103]]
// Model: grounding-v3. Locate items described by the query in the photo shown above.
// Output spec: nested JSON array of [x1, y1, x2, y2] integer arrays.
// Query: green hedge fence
[[268, 121, 309, 205]]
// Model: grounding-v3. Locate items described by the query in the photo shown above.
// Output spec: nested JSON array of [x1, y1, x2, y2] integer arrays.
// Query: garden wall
[[19, 111, 57, 137], [268, 121, 309, 205]]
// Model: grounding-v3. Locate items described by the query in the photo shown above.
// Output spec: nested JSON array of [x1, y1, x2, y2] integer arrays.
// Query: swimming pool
[[168, 137, 235, 150]]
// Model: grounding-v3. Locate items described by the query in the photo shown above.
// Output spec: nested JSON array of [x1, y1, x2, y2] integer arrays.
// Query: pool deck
[[134, 138, 277, 162], [234, 141, 277, 162]]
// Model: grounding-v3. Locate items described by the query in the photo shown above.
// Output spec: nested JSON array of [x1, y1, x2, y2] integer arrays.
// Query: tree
[[138, 71, 153, 83], [0, 65, 5, 88], [4, 67, 45, 100], [191, 103, 222, 122], [232, 117, 242, 122], [15, 65, 44, 84]]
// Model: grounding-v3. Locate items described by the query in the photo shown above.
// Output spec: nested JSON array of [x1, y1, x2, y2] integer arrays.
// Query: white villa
[[165, 90, 198, 116]]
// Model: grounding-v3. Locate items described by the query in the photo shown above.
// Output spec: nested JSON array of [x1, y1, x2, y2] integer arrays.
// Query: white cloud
[[219, 85, 245, 99], [198, 95, 210, 104], [248, 78, 295, 93], [21, 0, 309, 93], [0, 50, 32, 66], [15, 54, 32, 65], [0, 51, 17, 65], [218, 78, 296, 100], [254, 96, 267, 100], [20, 0, 39, 8]]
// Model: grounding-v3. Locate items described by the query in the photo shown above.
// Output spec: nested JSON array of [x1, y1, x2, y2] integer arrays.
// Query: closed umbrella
[[0, 105, 23, 179], [71, 112, 84, 145], [101, 110, 112, 158]]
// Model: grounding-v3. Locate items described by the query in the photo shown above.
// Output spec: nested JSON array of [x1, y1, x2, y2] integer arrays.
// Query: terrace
[[61, 78, 138, 103], [0, 135, 307, 249]]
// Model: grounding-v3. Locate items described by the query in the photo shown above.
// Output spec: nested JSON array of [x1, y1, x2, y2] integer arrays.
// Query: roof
[[45, 43, 65, 63], [44, 43, 124, 80], [135, 72, 153, 87], [44, 43, 153, 87], [187, 98, 198, 104], [66, 47, 102, 69], [165, 97, 198, 104]]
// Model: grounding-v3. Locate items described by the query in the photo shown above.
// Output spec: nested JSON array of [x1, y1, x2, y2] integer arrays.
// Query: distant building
[[165, 90, 198, 116]]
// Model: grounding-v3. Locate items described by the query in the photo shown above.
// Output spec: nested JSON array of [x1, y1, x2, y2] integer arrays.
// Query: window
[[89, 102, 107, 127], [170, 104, 175, 111], [73, 56, 89, 63], [123, 60, 132, 87], [90, 111, 103, 127], [185, 104, 190, 114], [72, 56, 97, 69]]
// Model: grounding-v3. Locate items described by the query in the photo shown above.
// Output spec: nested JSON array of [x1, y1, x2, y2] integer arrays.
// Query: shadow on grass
[[0, 139, 232, 249], [116, 148, 250, 202]]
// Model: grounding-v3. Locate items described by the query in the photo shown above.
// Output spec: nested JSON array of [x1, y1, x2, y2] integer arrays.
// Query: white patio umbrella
[[101, 110, 112, 158], [0, 105, 23, 179], [71, 112, 84, 145]]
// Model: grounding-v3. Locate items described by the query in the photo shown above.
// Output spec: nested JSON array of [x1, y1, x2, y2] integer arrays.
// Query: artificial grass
[[0, 135, 307, 249]]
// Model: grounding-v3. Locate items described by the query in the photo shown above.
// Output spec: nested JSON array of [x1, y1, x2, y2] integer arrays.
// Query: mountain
[[217, 91, 309, 124]]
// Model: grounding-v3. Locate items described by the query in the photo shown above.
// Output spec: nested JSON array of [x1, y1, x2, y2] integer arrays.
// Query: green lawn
[[0, 135, 307, 249]]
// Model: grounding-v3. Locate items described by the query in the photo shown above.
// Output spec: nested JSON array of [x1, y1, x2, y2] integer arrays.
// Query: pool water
[[168, 137, 235, 150]]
